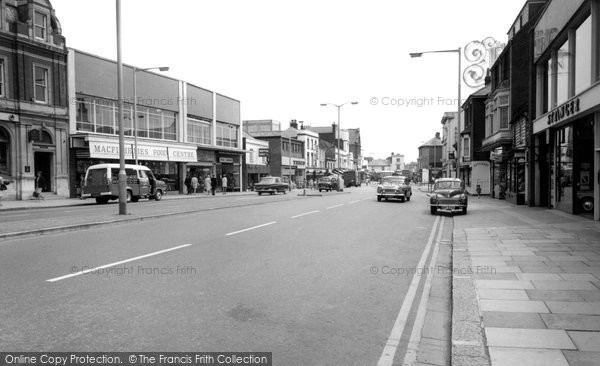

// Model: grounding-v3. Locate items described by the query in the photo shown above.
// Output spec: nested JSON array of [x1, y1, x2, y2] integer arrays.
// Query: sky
[[51, 0, 527, 162]]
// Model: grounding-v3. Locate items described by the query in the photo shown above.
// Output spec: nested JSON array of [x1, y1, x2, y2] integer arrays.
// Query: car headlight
[[377, 187, 382, 193], [460, 194, 466, 200], [430, 194, 438, 203]]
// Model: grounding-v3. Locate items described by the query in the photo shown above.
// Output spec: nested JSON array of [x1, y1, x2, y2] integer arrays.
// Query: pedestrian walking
[[185, 173, 192, 195], [204, 175, 211, 195], [210, 175, 217, 196], [0, 174, 6, 207], [221, 175, 228, 195], [476, 184, 482, 199], [34, 171, 46, 200], [191, 175, 199, 194]]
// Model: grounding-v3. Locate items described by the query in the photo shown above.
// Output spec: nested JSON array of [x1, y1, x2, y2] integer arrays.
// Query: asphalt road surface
[[0, 186, 448, 365]]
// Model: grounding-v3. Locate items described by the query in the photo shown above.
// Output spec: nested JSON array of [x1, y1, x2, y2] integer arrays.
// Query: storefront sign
[[547, 98, 580, 126], [88, 138, 197, 162], [293, 160, 305, 166], [219, 157, 234, 163], [490, 152, 503, 162], [258, 148, 270, 157], [197, 150, 216, 162]]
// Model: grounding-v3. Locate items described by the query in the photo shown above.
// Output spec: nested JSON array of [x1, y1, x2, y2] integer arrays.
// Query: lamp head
[[320, 103, 327, 107], [158, 67, 170, 72], [409, 53, 423, 58], [351, 102, 358, 105]]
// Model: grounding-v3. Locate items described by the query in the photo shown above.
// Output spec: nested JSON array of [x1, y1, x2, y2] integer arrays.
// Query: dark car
[[377, 176, 412, 202], [429, 178, 468, 214], [318, 175, 340, 192], [254, 177, 288, 195]]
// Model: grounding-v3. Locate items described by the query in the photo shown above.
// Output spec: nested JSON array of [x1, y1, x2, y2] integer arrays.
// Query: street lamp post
[[115, 0, 126, 215], [320, 101, 358, 191], [410, 48, 462, 179], [133, 66, 169, 165]]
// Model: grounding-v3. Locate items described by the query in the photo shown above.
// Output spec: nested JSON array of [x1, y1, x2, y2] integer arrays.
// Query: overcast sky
[[52, 0, 527, 162]]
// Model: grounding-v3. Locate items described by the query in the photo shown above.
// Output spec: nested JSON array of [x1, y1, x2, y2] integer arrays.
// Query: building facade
[[242, 131, 269, 191], [0, 0, 69, 200], [531, 0, 600, 220], [417, 132, 443, 182], [441, 112, 458, 178], [251, 128, 306, 186], [461, 85, 492, 195], [67, 49, 244, 196]]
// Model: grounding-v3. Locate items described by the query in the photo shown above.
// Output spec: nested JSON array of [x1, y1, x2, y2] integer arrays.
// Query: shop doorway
[[34, 151, 53, 192], [573, 119, 594, 216]]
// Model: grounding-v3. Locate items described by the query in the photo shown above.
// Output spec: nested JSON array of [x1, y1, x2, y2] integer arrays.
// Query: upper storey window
[[34, 11, 47, 40]]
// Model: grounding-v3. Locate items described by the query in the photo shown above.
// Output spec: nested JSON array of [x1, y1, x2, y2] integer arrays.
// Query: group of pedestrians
[[185, 173, 229, 196]]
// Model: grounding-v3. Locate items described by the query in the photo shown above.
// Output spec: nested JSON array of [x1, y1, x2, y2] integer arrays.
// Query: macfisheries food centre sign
[[88, 137, 197, 162]]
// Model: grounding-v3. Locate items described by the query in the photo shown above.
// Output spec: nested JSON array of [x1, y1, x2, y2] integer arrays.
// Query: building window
[[0, 59, 5, 97], [575, 15, 592, 95], [216, 122, 238, 148], [34, 11, 47, 40], [75, 95, 177, 141], [187, 118, 211, 145], [0, 127, 9, 176], [547, 58, 553, 110], [34, 66, 48, 103], [497, 94, 509, 130], [556, 39, 570, 105], [462, 136, 470, 158]]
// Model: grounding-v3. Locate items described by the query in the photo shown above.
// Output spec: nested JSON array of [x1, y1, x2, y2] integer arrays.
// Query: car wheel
[[430, 206, 437, 215], [400, 197, 405, 203], [377, 196, 381, 202], [283, 190, 287, 194], [462, 206, 467, 215], [270, 192, 274, 195], [581, 197, 594, 213], [95, 197, 108, 204], [258, 192, 262, 196], [131, 196, 140, 203], [406, 192, 411, 201], [126, 190, 132, 203], [385, 197, 389, 201], [154, 190, 163, 201]]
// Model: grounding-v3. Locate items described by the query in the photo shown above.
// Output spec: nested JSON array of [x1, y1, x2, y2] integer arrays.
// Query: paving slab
[[567, 331, 600, 351], [517, 273, 563, 281], [488, 347, 569, 366], [562, 351, 600, 366], [482, 312, 546, 329], [480, 299, 549, 313], [545, 301, 600, 315], [476, 280, 534, 289], [485, 328, 576, 349], [541, 314, 600, 331], [531, 281, 597, 291], [478, 289, 529, 300], [526, 290, 586, 302]]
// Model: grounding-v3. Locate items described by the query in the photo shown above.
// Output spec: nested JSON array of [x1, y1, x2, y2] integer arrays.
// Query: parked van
[[82, 164, 167, 204]]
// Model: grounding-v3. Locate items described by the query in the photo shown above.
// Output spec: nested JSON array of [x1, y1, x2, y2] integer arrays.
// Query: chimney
[[435, 132, 440, 139], [290, 119, 298, 129]]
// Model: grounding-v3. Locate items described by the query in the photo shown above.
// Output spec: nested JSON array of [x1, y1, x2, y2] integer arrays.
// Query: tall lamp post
[[320, 101, 358, 169], [410, 48, 461, 179], [115, 0, 127, 215], [133, 66, 169, 165]]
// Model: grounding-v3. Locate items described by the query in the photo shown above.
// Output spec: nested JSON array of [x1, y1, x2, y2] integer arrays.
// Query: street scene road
[[0, 187, 449, 365]]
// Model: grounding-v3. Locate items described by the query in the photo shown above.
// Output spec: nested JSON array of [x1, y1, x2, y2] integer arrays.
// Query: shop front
[[70, 135, 197, 197], [216, 153, 242, 192], [281, 156, 306, 187], [245, 164, 270, 191], [489, 148, 508, 199]]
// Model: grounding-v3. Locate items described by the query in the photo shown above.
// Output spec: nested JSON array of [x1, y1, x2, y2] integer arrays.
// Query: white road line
[[290, 210, 319, 219], [377, 215, 441, 366], [46, 244, 192, 283], [403, 217, 445, 365], [326, 204, 344, 210], [225, 221, 277, 236], [348, 200, 360, 204], [2, 213, 31, 217]]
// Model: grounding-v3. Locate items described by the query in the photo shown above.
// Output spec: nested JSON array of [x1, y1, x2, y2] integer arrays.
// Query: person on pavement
[[191, 175, 199, 194], [204, 175, 211, 195], [185, 173, 192, 195], [221, 175, 228, 195], [210, 175, 217, 196], [34, 171, 46, 200]]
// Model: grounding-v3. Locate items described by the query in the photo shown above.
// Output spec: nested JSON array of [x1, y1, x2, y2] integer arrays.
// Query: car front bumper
[[431, 203, 466, 212]]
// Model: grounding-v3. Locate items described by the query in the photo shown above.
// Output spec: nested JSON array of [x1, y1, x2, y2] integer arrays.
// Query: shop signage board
[[547, 98, 580, 126], [88, 137, 197, 162], [258, 148, 270, 157], [219, 157, 234, 163]]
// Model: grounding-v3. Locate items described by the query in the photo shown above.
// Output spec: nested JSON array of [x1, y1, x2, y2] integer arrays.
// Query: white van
[[82, 164, 167, 204]]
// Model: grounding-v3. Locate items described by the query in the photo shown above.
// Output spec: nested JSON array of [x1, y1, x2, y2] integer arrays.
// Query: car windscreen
[[259, 178, 277, 184], [318, 177, 332, 183], [382, 178, 405, 186], [435, 181, 462, 190]]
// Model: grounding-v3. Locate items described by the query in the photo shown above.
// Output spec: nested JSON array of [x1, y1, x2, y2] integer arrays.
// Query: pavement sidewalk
[[451, 197, 600, 366]]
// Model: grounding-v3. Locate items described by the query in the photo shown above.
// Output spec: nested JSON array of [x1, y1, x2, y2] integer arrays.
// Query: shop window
[[556, 39, 570, 105], [0, 127, 9, 175], [575, 16, 592, 94], [34, 11, 47, 40], [556, 126, 573, 209], [34, 65, 48, 103]]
